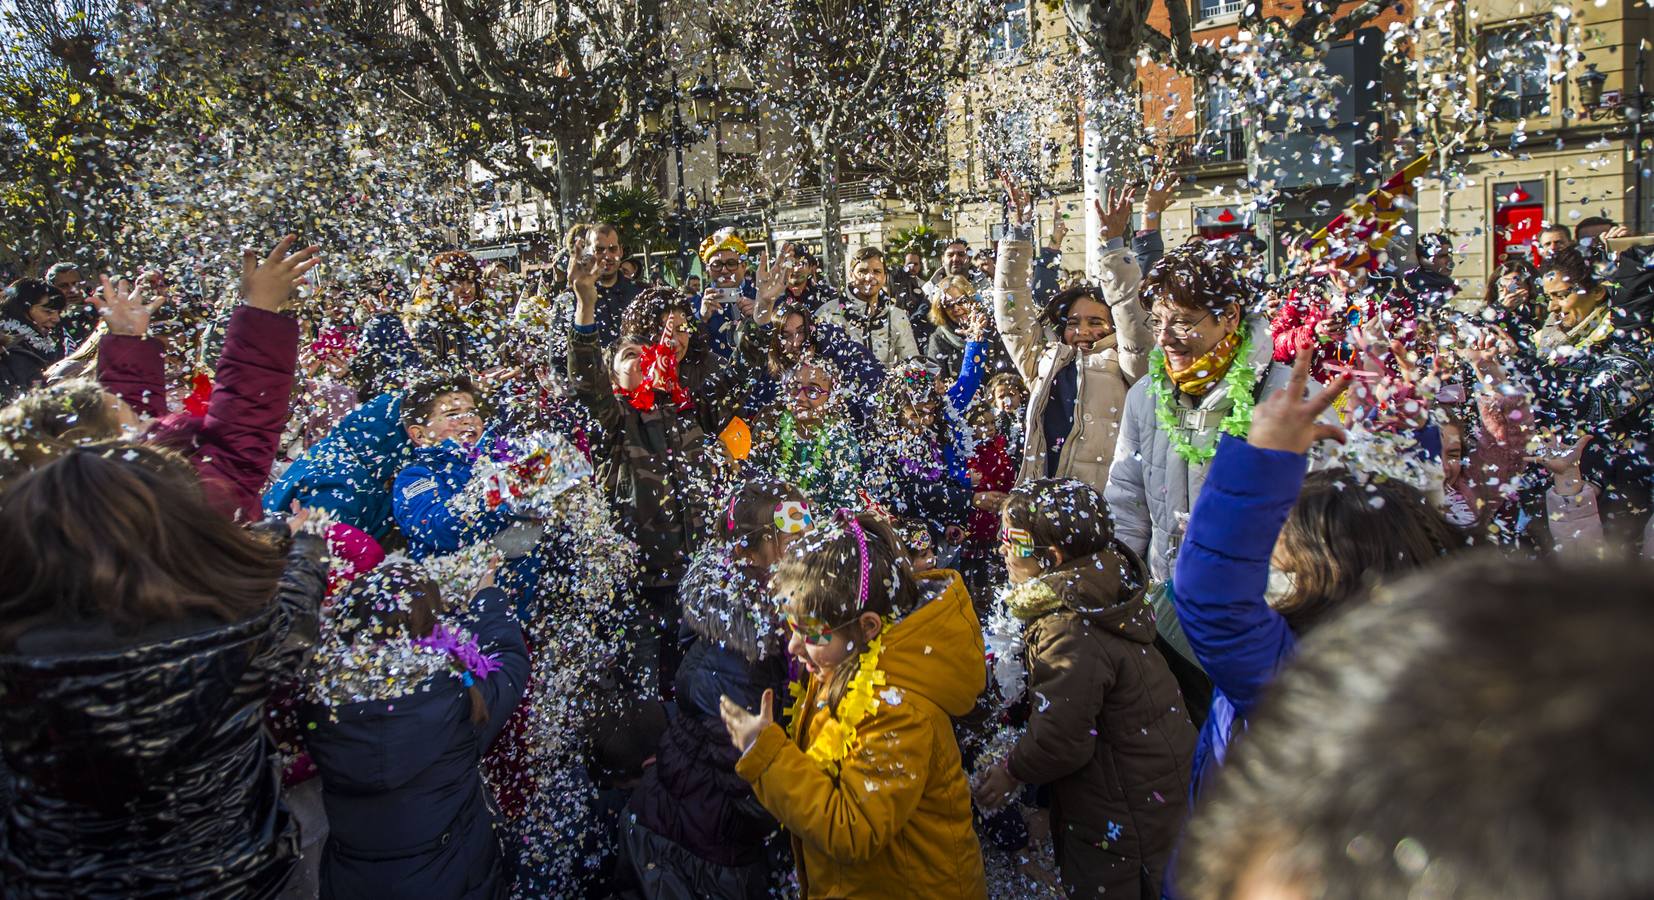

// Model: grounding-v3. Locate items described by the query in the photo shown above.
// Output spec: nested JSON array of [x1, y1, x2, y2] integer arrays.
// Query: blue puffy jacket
[[392, 441, 515, 560], [263, 393, 411, 538], [1168, 436, 1302, 804]]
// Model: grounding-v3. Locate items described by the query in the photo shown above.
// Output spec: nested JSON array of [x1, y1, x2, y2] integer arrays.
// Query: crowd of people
[[1, 169, 1652, 900]]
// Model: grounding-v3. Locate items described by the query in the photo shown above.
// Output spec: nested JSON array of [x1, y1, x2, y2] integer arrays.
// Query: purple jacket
[[99, 305, 299, 522]]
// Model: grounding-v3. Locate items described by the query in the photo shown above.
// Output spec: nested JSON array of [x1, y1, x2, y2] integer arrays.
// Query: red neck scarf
[[617, 342, 693, 412]]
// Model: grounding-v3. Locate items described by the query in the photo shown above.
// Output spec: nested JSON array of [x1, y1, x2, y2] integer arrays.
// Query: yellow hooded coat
[[735, 570, 988, 899]]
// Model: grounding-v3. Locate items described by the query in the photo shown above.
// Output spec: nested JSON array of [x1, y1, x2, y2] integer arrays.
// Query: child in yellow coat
[[720, 510, 988, 899]]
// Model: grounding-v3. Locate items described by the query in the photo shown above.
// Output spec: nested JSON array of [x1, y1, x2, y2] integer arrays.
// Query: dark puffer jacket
[[1006, 545, 1196, 900], [627, 552, 788, 893], [0, 535, 328, 899], [302, 587, 530, 900]]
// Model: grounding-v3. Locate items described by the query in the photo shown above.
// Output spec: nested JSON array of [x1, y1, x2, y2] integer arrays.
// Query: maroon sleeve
[[96, 334, 168, 418], [193, 305, 299, 521]]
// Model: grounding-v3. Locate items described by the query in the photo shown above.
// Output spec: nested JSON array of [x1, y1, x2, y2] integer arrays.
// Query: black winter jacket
[[0, 535, 327, 899], [629, 553, 788, 869], [302, 587, 530, 900]]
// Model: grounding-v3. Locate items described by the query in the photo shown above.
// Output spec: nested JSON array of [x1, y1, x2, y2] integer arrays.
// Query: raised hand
[[719, 688, 774, 754], [1525, 433, 1592, 481], [241, 235, 321, 313], [567, 237, 600, 325], [959, 303, 992, 341], [756, 246, 791, 318], [1093, 183, 1138, 244], [1001, 173, 1033, 228], [1248, 346, 1349, 454], [94, 271, 166, 337], [1047, 196, 1069, 250], [1142, 154, 1178, 220]]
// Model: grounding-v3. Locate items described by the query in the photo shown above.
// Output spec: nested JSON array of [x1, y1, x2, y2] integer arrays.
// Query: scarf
[[1165, 329, 1242, 397], [0, 316, 61, 359], [616, 342, 693, 411], [1536, 301, 1612, 356]]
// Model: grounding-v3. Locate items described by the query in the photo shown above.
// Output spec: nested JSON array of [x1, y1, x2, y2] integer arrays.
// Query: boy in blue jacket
[[392, 377, 514, 560], [263, 391, 412, 539]]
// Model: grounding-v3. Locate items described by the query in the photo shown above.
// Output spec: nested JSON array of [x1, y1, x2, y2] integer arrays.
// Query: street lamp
[[1576, 63, 1609, 117]]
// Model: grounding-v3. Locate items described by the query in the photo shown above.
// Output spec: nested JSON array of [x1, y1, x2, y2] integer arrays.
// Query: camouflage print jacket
[[568, 325, 759, 588]]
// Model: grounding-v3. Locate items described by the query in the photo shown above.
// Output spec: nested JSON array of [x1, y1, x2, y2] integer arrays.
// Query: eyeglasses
[[792, 384, 828, 401], [708, 258, 742, 271], [1146, 311, 1212, 339]]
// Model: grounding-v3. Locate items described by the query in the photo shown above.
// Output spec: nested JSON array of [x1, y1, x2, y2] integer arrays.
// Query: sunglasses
[[999, 526, 1042, 558], [784, 612, 844, 646]]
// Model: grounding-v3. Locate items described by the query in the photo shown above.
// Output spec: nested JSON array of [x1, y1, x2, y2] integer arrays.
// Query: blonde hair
[[928, 275, 978, 327]]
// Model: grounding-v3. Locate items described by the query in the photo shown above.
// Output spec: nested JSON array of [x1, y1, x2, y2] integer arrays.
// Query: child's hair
[[1002, 478, 1116, 565], [771, 510, 918, 711], [986, 371, 1028, 403], [619, 288, 694, 345], [399, 376, 482, 431], [722, 477, 809, 555], [1272, 468, 1467, 633], [0, 442, 284, 648], [1180, 557, 1654, 900], [0, 378, 124, 452], [336, 564, 488, 724]]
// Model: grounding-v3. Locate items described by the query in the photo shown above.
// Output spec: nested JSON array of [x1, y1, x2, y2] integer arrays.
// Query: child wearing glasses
[[974, 478, 1195, 899], [748, 355, 865, 511], [718, 510, 989, 899], [625, 478, 813, 898]]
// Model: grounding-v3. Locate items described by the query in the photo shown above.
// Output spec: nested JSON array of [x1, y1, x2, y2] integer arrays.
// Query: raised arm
[[194, 238, 318, 520], [565, 239, 623, 434], [92, 273, 169, 417], [1173, 350, 1347, 714]]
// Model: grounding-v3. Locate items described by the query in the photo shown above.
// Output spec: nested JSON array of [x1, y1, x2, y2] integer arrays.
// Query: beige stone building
[[941, 0, 1652, 299]]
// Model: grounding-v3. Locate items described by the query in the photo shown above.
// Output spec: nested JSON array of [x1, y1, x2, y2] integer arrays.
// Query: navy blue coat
[[1169, 436, 1302, 803], [302, 588, 530, 900], [628, 556, 787, 871]]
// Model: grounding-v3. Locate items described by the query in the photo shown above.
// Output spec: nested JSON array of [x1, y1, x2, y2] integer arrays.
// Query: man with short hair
[[816, 246, 920, 366], [1538, 223, 1573, 258], [45, 261, 95, 348], [934, 238, 988, 292], [1397, 231, 1459, 308], [903, 250, 924, 276], [585, 223, 641, 346]]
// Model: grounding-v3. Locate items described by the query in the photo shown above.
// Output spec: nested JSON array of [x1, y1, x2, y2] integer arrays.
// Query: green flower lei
[[1147, 330, 1259, 466], [777, 411, 836, 491]]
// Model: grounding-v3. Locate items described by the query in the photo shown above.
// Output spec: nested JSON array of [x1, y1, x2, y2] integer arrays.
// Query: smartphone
[[715, 287, 743, 304]]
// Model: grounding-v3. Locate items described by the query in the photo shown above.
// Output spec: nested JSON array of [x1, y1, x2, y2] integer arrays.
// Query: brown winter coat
[[1006, 546, 1196, 899]]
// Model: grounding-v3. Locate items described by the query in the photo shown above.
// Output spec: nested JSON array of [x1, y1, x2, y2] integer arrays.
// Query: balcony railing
[[1199, 0, 1244, 19]]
